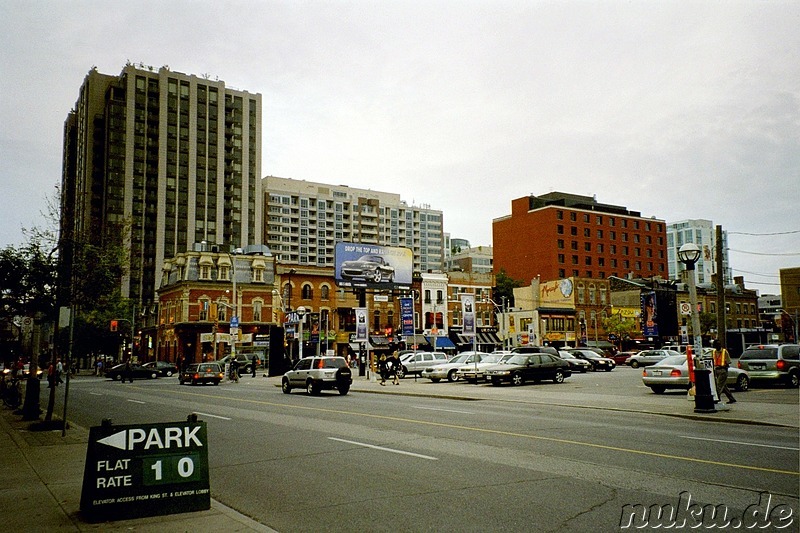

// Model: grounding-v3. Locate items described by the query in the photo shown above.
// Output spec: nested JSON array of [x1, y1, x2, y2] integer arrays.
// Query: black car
[[104, 363, 159, 381], [339, 254, 395, 283], [142, 360, 179, 377], [568, 349, 616, 372], [484, 353, 571, 386]]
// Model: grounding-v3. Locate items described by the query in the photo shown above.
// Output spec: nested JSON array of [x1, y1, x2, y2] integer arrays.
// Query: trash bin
[[693, 368, 716, 413]]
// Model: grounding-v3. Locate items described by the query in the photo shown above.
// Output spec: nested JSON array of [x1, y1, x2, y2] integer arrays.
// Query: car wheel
[[630, 360, 640, 369], [447, 369, 459, 382], [735, 374, 749, 392], [150, 372, 158, 379], [371, 270, 382, 283], [243, 365, 252, 375], [212, 379, 219, 386], [650, 386, 665, 394], [396, 366, 406, 379], [165, 370, 173, 377], [112, 374, 121, 381], [338, 384, 350, 395], [554, 370, 565, 383], [511, 372, 524, 386], [282, 378, 292, 394], [787, 371, 799, 388], [307, 380, 320, 395]]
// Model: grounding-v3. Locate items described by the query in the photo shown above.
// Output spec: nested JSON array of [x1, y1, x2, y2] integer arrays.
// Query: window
[[571, 241, 578, 250], [556, 210, 563, 220], [583, 214, 590, 223], [321, 285, 330, 300], [199, 299, 209, 321], [557, 239, 565, 249], [584, 242, 591, 251], [571, 227, 578, 236], [597, 229, 603, 239], [584, 228, 591, 237], [572, 255, 579, 265], [253, 301, 262, 322], [558, 254, 565, 264], [559, 269, 566, 278], [585, 256, 592, 266], [570, 212, 577, 221], [302, 284, 313, 300], [557, 225, 564, 234], [597, 243, 604, 253]]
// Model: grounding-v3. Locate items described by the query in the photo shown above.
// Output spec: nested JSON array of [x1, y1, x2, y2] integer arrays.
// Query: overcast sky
[[1, 0, 798, 295]]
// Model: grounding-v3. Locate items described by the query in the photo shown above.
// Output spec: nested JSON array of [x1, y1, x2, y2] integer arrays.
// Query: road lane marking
[[412, 405, 475, 414], [328, 437, 438, 460], [680, 435, 799, 451], [89, 392, 102, 396], [194, 412, 232, 420], [126, 399, 145, 404], [157, 388, 800, 477]]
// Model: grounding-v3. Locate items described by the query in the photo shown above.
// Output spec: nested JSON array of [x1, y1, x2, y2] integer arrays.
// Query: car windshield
[[559, 352, 575, 359], [740, 348, 778, 360], [654, 355, 686, 366], [480, 354, 503, 364], [358, 255, 382, 263], [448, 354, 472, 364], [505, 355, 528, 365]]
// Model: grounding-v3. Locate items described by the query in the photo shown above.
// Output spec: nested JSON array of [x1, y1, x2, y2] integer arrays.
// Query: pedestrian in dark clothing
[[251, 355, 258, 378], [123, 360, 133, 383], [390, 352, 401, 385], [230, 359, 239, 382], [378, 354, 388, 385]]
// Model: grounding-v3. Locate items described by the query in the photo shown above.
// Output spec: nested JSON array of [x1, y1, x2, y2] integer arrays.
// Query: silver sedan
[[642, 355, 750, 394]]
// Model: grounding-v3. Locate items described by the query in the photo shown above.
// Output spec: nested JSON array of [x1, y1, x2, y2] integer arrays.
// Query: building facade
[[61, 64, 262, 308], [666, 219, 731, 285], [493, 192, 668, 284], [263, 176, 445, 273]]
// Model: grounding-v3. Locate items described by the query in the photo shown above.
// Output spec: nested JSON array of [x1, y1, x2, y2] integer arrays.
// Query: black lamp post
[[679, 243, 715, 412]]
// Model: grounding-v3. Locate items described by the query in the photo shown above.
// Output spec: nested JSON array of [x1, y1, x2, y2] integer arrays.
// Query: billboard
[[335, 242, 413, 289], [540, 279, 574, 307], [641, 291, 659, 337]]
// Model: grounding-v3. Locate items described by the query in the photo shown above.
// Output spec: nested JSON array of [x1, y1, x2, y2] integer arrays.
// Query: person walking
[[56, 358, 64, 385], [391, 351, 401, 385], [251, 355, 258, 378], [122, 360, 133, 383], [378, 354, 388, 385], [712, 339, 736, 404], [230, 358, 239, 382]]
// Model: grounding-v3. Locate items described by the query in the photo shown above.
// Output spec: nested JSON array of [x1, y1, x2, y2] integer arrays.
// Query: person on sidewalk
[[712, 339, 736, 404], [390, 351, 401, 385], [251, 355, 258, 378], [378, 354, 388, 385]]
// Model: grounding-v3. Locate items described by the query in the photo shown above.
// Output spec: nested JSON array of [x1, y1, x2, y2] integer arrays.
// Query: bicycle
[[1, 375, 22, 408]]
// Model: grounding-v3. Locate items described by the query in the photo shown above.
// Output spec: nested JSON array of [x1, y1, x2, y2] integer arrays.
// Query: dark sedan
[[484, 353, 571, 386], [568, 349, 616, 371], [104, 363, 159, 381], [143, 360, 178, 377]]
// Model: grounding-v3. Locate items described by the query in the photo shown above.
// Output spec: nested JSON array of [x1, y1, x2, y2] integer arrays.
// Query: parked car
[[143, 360, 178, 377], [282, 356, 352, 395], [736, 344, 799, 388], [422, 352, 487, 383], [218, 354, 258, 375], [661, 345, 688, 354], [610, 351, 637, 365], [484, 353, 571, 386], [511, 345, 559, 356], [568, 349, 616, 371], [642, 355, 750, 394], [557, 351, 592, 373], [458, 353, 513, 383], [339, 254, 395, 283], [397, 351, 449, 378], [104, 363, 159, 381], [625, 349, 682, 368], [179, 363, 224, 386]]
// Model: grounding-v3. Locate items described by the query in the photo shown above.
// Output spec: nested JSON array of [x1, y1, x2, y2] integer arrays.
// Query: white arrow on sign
[[97, 430, 127, 450]]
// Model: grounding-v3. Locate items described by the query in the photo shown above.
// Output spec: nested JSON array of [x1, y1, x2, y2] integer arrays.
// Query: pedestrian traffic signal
[[110, 320, 118, 332]]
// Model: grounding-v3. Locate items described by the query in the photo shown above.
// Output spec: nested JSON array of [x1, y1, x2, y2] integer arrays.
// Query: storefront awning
[[402, 334, 430, 348], [349, 341, 374, 351], [478, 331, 502, 346], [426, 336, 455, 349], [369, 335, 390, 347]]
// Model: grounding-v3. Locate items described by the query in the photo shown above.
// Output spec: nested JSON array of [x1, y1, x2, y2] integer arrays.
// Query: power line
[[728, 229, 800, 236], [729, 248, 800, 256], [731, 268, 780, 278]]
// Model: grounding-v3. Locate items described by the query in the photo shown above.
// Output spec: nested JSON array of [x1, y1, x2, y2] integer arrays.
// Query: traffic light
[[110, 320, 118, 332]]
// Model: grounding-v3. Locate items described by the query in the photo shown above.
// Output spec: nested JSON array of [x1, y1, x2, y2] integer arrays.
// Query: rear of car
[[282, 356, 352, 395], [737, 344, 799, 388], [179, 363, 224, 385]]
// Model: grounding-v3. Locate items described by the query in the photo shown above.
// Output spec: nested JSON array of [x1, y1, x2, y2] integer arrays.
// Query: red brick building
[[493, 192, 668, 284]]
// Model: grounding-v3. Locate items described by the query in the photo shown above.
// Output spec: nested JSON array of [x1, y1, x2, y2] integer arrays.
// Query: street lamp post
[[679, 243, 715, 412], [296, 306, 307, 359]]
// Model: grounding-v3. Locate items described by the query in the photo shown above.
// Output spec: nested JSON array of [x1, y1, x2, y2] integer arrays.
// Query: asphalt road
[[53, 369, 799, 532]]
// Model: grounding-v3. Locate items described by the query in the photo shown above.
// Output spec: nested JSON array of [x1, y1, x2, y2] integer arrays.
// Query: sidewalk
[[1, 373, 796, 532], [0, 397, 275, 532]]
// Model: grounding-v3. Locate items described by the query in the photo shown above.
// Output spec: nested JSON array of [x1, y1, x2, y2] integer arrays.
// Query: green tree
[[602, 314, 638, 347], [493, 269, 523, 308], [699, 312, 716, 335]]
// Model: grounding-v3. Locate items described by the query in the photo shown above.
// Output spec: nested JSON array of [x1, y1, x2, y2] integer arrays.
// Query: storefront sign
[[80, 420, 210, 521]]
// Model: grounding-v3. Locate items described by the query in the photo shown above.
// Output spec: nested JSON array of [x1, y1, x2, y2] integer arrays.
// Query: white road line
[[89, 392, 102, 396], [680, 435, 799, 451], [194, 412, 232, 420], [127, 399, 145, 404], [328, 437, 438, 460], [413, 405, 475, 414]]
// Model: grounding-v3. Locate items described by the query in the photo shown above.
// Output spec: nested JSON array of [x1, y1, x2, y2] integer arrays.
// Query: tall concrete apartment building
[[666, 219, 731, 285], [493, 192, 668, 283], [61, 64, 262, 306], [263, 176, 444, 273]]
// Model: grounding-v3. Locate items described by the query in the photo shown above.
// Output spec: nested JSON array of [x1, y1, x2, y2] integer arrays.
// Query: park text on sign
[[80, 420, 210, 521]]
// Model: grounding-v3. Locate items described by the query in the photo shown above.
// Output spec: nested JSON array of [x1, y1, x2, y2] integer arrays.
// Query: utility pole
[[715, 225, 726, 346]]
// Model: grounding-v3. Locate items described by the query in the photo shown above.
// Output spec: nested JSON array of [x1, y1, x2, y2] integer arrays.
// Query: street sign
[[80, 419, 210, 521], [680, 303, 691, 315], [230, 315, 239, 328]]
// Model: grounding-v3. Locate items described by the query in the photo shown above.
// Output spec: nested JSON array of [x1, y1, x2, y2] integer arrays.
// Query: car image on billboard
[[335, 242, 413, 289]]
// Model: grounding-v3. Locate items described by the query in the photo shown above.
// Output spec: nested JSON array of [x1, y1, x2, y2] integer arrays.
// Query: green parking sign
[[80, 420, 210, 520]]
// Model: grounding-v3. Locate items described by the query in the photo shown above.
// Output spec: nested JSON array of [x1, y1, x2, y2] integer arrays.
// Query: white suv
[[282, 356, 352, 395], [397, 351, 449, 378]]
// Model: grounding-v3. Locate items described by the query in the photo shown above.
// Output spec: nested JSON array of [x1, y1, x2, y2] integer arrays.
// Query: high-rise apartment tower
[[61, 64, 262, 305]]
